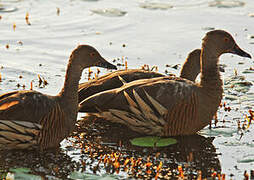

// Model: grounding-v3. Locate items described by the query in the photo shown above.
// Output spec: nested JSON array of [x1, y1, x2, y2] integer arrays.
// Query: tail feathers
[[0, 120, 41, 149]]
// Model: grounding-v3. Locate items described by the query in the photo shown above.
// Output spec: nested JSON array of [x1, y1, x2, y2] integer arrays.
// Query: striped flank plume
[[92, 89, 167, 136], [0, 120, 41, 149]]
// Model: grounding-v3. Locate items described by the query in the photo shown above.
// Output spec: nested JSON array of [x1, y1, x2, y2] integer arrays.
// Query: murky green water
[[0, 0, 254, 179]]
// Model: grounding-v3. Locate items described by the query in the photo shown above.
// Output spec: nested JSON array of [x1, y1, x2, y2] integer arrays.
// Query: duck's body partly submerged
[[80, 30, 251, 136], [78, 49, 202, 112], [0, 45, 117, 150]]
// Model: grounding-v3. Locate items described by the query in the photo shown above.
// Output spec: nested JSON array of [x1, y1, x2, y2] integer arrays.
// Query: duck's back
[[78, 69, 165, 105], [0, 90, 56, 123]]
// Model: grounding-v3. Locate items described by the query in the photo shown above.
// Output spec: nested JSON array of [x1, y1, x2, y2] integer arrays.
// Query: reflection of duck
[[80, 30, 251, 136], [0, 45, 117, 150], [78, 49, 202, 112], [77, 120, 221, 179], [0, 149, 77, 179]]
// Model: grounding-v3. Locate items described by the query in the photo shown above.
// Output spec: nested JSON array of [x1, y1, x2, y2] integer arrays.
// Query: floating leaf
[[69, 171, 118, 179], [130, 136, 177, 147], [10, 167, 31, 173], [0, 4, 17, 12], [9, 168, 41, 180], [209, 0, 245, 8], [139, 2, 173, 10], [237, 156, 254, 163], [91, 8, 127, 17]]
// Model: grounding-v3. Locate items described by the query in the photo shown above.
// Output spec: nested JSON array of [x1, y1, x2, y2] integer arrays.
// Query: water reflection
[[74, 118, 221, 179], [0, 149, 77, 179]]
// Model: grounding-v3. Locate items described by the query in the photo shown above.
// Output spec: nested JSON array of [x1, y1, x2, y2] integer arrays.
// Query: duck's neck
[[180, 56, 200, 82], [59, 57, 82, 115], [200, 44, 223, 93]]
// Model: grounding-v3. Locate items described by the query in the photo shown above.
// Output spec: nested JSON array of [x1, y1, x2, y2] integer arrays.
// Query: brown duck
[[79, 30, 251, 136], [0, 45, 117, 150], [78, 49, 202, 112]]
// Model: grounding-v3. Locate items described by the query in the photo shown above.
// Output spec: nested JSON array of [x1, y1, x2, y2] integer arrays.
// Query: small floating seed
[[30, 81, 33, 90], [97, 68, 100, 74], [122, 44, 126, 47], [6, 44, 9, 49], [56, 8, 60, 16], [43, 78, 48, 86], [19, 75, 23, 79], [13, 23, 16, 31], [25, 12, 31, 25], [125, 60, 128, 70], [38, 75, 43, 86], [17, 41, 23, 45]]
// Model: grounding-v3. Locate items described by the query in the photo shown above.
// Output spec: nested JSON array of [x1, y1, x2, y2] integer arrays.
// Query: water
[[0, 0, 254, 179]]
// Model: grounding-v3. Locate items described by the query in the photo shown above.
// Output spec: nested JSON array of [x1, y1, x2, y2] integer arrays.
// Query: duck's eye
[[90, 52, 95, 57], [224, 37, 229, 42]]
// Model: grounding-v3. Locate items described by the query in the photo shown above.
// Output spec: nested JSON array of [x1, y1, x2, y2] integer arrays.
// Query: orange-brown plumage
[[80, 30, 251, 136], [0, 45, 117, 150]]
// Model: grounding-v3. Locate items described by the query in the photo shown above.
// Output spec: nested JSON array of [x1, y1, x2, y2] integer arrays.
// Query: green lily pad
[[130, 136, 177, 147], [10, 167, 31, 174], [69, 171, 118, 179], [9, 168, 41, 180]]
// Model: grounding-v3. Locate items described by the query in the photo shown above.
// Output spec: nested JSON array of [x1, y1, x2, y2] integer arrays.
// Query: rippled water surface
[[1, 0, 254, 179]]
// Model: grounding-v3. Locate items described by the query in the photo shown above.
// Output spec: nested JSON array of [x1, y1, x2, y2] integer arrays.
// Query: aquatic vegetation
[[130, 136, 177, 147]]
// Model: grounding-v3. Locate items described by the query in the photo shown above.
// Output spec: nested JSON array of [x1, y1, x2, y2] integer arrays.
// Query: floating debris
[[139, 2, 173, 10], [5, 44, 9, 49], [242, 67, 254, 74], [249, 13, 254, 17], [248, 35, 254, 39], [91, 8, 127, 17], [0, 4, 18, 12], [202, 27, 215, 31], [209, 0, 245, 8], [25, 12, 31, 25]]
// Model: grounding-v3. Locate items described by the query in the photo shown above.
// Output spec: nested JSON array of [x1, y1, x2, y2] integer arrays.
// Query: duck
[[79, 30, 251, 136], [78, 49, 202, 112], [0, 45, 117, 150]]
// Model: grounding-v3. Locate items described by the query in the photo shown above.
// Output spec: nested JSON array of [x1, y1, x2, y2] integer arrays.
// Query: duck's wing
[[0, 90, 55, 123], [78, 69, 165, 105], [79, 76, 200, 135], [0, 90, 66, 149]]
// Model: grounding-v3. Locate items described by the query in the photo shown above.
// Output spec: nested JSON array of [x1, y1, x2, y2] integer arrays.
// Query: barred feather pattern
[[0, 120, 41, 149], [164, 92, 199, 136], [92, 89, 203, 136], [38, 103, 65, 150], [93, 89, 168, 136]]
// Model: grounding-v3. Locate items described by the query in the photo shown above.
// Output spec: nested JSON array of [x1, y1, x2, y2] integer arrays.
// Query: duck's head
[[71, 45, 117, 70], [202, 30, 251, 59]]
